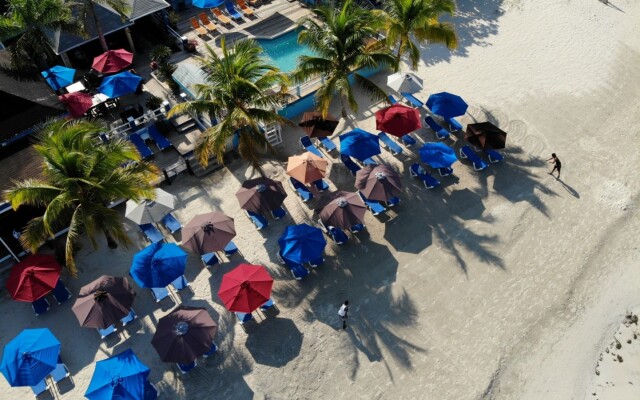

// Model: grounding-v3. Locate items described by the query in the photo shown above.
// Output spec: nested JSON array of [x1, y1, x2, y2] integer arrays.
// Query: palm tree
[[168, 39, 292, 174], [4, 119, 158, 277], [0, 0, 81, 73], [75, 0, 130, 52], [376, 0, 457, 69], [293, 0, 397, 118]]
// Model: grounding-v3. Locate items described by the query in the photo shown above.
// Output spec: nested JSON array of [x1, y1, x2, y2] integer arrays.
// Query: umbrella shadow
[[244, 318, 303, 367]]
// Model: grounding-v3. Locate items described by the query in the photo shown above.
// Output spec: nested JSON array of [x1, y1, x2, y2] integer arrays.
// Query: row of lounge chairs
[[190, 0, 257, 35], [127, 125, 173, 159], [199, 241, 239, 269], [277, 250, 325, 280], [31, 279, 73, 316], [138, 213, 182, 243], [176, 341, 219, 373], [30, 355, 72, 397], [245, 206, 286, 230]]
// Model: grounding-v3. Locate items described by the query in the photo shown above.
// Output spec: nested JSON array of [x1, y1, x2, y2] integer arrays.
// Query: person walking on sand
[[547, 153, 561, 178], [338, 301, 349, 330]]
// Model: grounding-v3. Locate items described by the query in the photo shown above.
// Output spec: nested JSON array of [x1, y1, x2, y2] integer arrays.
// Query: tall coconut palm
[[168, 39, 292, 174], [4, 119, 158, 277], [376, 0, 457, 69], [0, 0, 81, 72], [293, 0, 397, 118], [75, 0, 130, 52]]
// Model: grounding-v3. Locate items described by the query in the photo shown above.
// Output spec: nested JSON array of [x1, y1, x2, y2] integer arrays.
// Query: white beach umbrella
[[125, 188, 176, 225], [386, 72, 424, 93]]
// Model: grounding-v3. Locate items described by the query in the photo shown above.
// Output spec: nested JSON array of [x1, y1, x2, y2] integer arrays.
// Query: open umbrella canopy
[[85, 349, 150, 400], [375, 104, 421, 137], [339, 129, 381, 161], [386, 72, 423, 93], [41, 66, 75, 91], [235, 177, 287, 214], [92, 49, 133, 74], [286, 152, 328, 184], [0, 328, 60, 387], [317, 190, 367, 229], [419, 142, 458, 169], [98, 71, 142, 98], [278, 224, 327, 265], [465, 122, 508, 150], [182, 212, 236, 254], [151, 306, 217, 364], [192, 0, 224, 8], [298, 111, 339, 138], [72, 276, 136, 330], [130, 242, 187, 289], [218, 264, 273, 313], [355, 165, 403, 202], [5, 254, 61, 302], [59, 92, 93, 118], [125, 189, 176, 225], [426, 92, 468, 118]]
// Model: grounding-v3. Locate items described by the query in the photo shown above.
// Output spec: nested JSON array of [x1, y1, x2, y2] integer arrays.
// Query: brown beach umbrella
[[182, 212, 236, 254], [317, 191, 367, 229], [151, 306, 217, 364], [235, 177, 287, 214], [298, 111, 339, 138], [465, 122, 508, 150], [71, 276, 136, 329], [355, 165, 403, 202], [286, 152, 328, 184]]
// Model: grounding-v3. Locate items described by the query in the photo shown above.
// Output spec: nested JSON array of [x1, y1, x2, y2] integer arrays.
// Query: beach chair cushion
[[235, 312, 253, 323], [151, 286, 170, 302], [358, 192, 385, 216], [386, 196, 401, 207], [460, 145, 488, 171], [438, 167, 454, 177], [224, 240, 239, 256], [388, 94, 398, 104], [245, 210, 268, 230], [144, 381, 159, 400], [363, 157, 378, 166], [349, 223, 366, 233], [401, 92, 424, 107], [308, 257, 325, 268], [147, 125, 172, 150], [161, 213, 181, 234], [53, 279, 72, 304], [328, 226, 348, 244], [201, 252, 219, 267], [313, 179, 330, 192], [30, 379, 50, 396], [49, 363, 70, 384], [203, 342, 218, 358], [319, 137, 337, 152], [289, 177, 313, 202], [446, 117, 463, 131], [97, 324, 117, 339], [237, 0, 254, 15], [401, 134, 417, 146], [300, 136, 324, 158], [120, 309, 137, 326], [177, 361, 196, 373], [139, 224, 164, 243], [211, 8, 232, 24], [170, 275, 190, 291], [32, 297, 50, 316], [271, 206, 286, 219], [290, 264, 310, 280], [128, 133, 153, 158], [198, 13, 218, 31], [485, 149, 504, 163], [409, 163, 440, 189], [424, 116, 450, 139], [190, 17, 208, 36], [260, 299, 275, 311], [340, 154, 361, 176], [378, 132, 403, 155], [225, 0, 243, 19]]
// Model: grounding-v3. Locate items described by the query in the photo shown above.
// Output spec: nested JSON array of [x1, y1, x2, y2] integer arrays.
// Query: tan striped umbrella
[[286, 152, 328, 184]]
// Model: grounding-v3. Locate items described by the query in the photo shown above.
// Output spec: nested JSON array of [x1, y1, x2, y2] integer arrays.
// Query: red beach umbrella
[[92, 49, 133, 74], [6, 254, 61, 302], [375, 103, 421, 137], [217, 264, 273, 313], [59, 92, 93, 118]]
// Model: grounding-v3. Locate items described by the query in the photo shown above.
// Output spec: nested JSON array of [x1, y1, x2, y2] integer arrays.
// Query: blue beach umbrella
[[0, 328, 61, 387], [41, 66, 75, 91], [278, 224, 327, 265], [130, 242, 187, 288], [426, 92, 468, 118], [192, 0, 224, 7], [98, 71, 143, 98], [339, 128, 381, 161], [85, 349, 150, 400], [419, 142, 458, 169]]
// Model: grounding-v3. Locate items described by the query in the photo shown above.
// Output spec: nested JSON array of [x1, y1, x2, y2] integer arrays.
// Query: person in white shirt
[[338, 300, 349, 330]]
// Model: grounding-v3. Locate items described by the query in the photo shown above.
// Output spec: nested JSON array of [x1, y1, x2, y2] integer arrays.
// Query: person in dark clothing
[[547, 153, 561, 178]]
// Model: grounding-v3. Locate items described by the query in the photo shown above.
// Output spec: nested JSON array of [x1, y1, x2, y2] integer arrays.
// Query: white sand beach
[[1, 0, 640, 399]]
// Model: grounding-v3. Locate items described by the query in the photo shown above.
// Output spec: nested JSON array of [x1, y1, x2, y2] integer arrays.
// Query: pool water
[[257, 30, 314, 73]]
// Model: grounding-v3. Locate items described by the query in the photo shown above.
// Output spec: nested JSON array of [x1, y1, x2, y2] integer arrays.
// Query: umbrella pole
[[0, 236, 20, 262]]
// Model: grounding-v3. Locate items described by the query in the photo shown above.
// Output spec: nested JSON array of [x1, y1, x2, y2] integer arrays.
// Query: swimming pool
[[257, 29, 314, 73]]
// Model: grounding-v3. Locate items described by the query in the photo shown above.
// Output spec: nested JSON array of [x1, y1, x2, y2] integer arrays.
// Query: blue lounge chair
[[340, 154, 361, 177], [271, 206, 286, 219], [49, 362, 70, 387], [358, 192, 386, 216], [144, 381, 159, 400], [120, 309, 137, 326], [225, 0, 243, 20], [128, 133, 153, 158], [30, 379, 50, 397], [245, 210, 268, 230], [401, 92, 424, 108], [32, 297, 50, 316], [388, 94, 398, 104], [53, 279, 72, 304], [386, 196, 401, 207], [201, 252, 219, 268], [378, 132, 404, 155], [446, 117, 463, 131], [328, 226, 348, 244], [97, 324, 117, 339], [401, 134, 417, 147], [161, 213, 181, 234], [424, 116, 451, 139], [288, 177, 313, 202], [363, 157, 378, 166], [170, 275, 190, 291], [139, 224, 164, 243], [224, 240, 239, 257], [313, 179, 330, 192], [460, 145, 488, 171], [151, 286, 170, 303], [485, 149, 504, 163], [300, 136, 323, 158], [277, 250, 297, 268], [235, 312, 253, 323], [308, 256, 325, 268], [203, 342, 218, 358], [177, 360, 196, 374], [290, 264, 310, 280], [260, 299, 276, 311], [147, 125, 172, 151], [318, 137, 337, 152], [438, 167, 454, 177], [409, 163, 440, 189], [349, 223, 366, 233]]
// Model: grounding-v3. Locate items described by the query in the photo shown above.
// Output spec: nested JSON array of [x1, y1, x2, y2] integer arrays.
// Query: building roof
[[172, 62, 208, 99], [0, 145, 44, 194], [122, 0, 170, 21]]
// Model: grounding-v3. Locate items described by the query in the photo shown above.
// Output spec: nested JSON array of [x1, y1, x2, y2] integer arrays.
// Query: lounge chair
[[485, 149, 504, 163], [312, 178, 330, 192], [139, 223, 164, 243], [446, 117, 463, 131], [328, 226, 348, 244], [401, 92, 424, 108], [349, 223, 366, 233], [388, 94, 398, 104], [276, 250, 297, 268], [289, 177, 313, 202], [271, 206, 286, 219], [177, 360, 196, 374], [340, 154, 360, 176], [300, 136, 324, 158], [260, 299, 276, 312], [378, 132, 404, 155], [144, 381, 159, 400], [203, 342, 218, 358], [190, 17, 208, 36], [49, 362, 71, 388], [151, 286, 170, 303], [308, 256, 325, 268], [290, 264, 310, 280], [201, 252, 219, 268], [225, 0, 243, 20], [147, 125, 172, 151], [128, 133, 153, 158], [120, 309, 137, 326], [401, 134, 417, 147], [318, 137, 337, 152], [236, 0, 254, 16], [161, 213, 181, 234], [409, 163, 440, 189], [198, 13, 218, 32], [424, 116, 450, 139], [386, 196, 401, 207], [460, 145, 488, 171], [363, 157, 378, 166], [245, 210, 268, 230], [211, 8, 232, 25], [170, 275, 190, 292], [97, 324, 117, 339], [235, 312, 253, 323], [224, 240, 239, 256], [53, 279, 72, 304], [358, 192, 386, 216], [438, 167, 454, 177], [32, 297, 50, 316], [30, 379, 50, 397]]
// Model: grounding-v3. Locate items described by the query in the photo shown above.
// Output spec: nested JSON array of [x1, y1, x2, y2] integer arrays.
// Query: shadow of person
[[555, 177, 580, 199], [244, 317, 303, 367]]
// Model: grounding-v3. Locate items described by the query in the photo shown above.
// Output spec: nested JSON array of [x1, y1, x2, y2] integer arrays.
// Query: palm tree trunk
[[88, 1, 109, 52], [340, 96, 348, 118], [396, 38, 404, 61]]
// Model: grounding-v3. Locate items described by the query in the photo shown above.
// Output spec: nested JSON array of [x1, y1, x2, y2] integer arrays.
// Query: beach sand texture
[[1, 0, 640, 399]]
